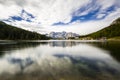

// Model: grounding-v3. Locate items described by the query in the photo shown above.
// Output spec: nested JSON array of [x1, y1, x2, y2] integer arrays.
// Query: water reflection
[[0, 40, 120, 80], [49, 41, 78, 47], [0, 41, 47, 54], [92, 41, 120, 62]]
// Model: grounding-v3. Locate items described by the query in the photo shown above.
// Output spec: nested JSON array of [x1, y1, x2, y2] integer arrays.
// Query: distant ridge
[[0, 21, 49, 40], [47, 31, 79, 39], [83, 18, 120, 39]]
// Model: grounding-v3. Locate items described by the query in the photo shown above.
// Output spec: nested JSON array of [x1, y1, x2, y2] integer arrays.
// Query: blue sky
[[10, 9, 35, 22], [0, 0, 120, 35]]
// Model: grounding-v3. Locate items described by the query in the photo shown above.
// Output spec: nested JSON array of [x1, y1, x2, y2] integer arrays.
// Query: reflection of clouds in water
[[0, 55, 72, 75], [0, 42, 120, 78], [3, 43, 110, 59], [0, 59, 21, 75], [23, 56, 72, 74]]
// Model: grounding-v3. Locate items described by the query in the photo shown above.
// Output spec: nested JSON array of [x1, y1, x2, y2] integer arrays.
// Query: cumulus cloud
[[0, 0, 120, 35]]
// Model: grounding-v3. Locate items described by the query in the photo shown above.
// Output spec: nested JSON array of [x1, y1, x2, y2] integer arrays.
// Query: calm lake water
[[0, 40, 120, 80]]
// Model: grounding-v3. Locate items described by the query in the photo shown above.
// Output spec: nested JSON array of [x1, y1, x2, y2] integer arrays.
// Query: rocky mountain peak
[[47, 31, 79, 39]]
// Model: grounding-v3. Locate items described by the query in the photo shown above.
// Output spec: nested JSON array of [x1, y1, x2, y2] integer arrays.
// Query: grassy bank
[[108, 37, 120, 41]]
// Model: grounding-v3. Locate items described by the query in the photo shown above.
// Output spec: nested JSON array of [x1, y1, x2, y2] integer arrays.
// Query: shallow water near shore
[[0, 40, 120, 80]]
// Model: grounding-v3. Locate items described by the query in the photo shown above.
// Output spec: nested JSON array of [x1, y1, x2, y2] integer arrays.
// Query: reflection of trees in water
[[90, 41, 120, 62], [0, 41, 47, 55]]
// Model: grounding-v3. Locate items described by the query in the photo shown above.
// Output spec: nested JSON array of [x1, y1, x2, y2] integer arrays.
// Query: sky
[[0, 0, 120, 35]]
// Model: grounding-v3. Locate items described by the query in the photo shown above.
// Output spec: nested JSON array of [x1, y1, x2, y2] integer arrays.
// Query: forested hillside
[[85, 18, 120, 39], [0, 21, 50, 40]]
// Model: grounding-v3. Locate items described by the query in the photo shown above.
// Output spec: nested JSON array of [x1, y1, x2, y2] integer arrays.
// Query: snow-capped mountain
[[47, 31, 79, 39]]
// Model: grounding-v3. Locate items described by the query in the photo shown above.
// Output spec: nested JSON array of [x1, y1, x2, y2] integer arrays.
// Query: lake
[[0, 40, 120, 80]]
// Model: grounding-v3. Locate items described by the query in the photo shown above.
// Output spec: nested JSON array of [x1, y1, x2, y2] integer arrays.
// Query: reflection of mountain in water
[[49, 41, 79, 47]]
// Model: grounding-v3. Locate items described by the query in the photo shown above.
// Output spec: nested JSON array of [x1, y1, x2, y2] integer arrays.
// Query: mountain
[[47, 31, 79, 39], [83, 18, 120, 39], [0, 21, 49, 40]]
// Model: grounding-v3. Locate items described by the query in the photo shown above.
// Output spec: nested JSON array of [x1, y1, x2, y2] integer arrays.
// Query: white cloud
[[98, 0, 115, 10], [0, 0, 120, 35], [97, 14, 106, 19], [48, 20, 110, 35], [0, 4, 21, 19]]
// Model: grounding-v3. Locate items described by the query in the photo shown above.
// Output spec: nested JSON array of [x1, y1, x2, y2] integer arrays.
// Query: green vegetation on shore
[[0, 21, 50, 40], [108, 37, 120, 41], [80, 18, 120, 40]]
